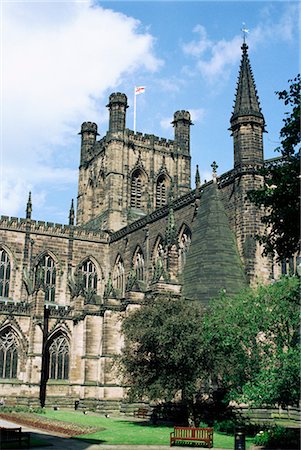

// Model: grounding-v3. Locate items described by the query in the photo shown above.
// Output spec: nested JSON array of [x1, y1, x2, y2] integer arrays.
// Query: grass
[[40, 409, 255, 448]]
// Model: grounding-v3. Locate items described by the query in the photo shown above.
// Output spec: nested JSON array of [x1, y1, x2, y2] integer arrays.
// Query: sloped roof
[[182, 182, 247, 304]]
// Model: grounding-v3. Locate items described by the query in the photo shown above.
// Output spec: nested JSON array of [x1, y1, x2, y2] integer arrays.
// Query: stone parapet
[[0, 216, 108, 242]]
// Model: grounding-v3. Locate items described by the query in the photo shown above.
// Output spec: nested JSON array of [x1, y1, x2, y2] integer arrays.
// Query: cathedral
[[0, 43, 281, 409]]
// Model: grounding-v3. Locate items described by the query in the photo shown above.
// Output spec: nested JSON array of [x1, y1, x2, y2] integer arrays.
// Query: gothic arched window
[[49, 335, 69, 380], [178, 226, 192, 272], [0, 249, 11, 298], [152, 237, 164, 270], [113, 256, 125, 295], [36, 254, 56, 302], [131, 170, 143, 208], [156, 175, 168, 208], [0, 330, 18, 379], [79, 259, 97, 290], [133, 248, 144, 281]]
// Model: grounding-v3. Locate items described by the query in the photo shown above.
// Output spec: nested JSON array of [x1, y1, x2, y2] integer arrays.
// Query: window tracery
[[156, 175, 168, 208], [35, 254, 56, 302], [178, 227, 192, 272], [133, 249, 144, 281], [0, 249, 11, 298], [0, 331, 18, 379], [79, 259, 97, 291], [131, 171, 142, 208], [49, 335, 69, 380]]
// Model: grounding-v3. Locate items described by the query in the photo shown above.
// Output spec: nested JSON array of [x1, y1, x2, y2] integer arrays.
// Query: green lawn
[[41, 409, 255, 448]]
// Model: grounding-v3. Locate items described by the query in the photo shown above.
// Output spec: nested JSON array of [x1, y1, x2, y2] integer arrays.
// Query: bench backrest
[[173, 427, 213, 439], [0, 427, 22, 440]]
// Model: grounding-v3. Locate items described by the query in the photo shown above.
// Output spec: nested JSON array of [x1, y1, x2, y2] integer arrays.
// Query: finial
[[241, 22, 249, 45], [26, 192, 32, 219], [195, 164, 201, 189], [69, 199, 75, 225], [211, 161, 218, 183]]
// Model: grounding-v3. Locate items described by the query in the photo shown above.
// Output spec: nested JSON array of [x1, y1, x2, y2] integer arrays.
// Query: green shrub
[[0, 405, 45, 414], [254, 425, 299, 449]]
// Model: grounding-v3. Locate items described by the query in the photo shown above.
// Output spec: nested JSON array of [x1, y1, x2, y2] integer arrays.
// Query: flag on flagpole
[[133, 86, 145, 133], [135, 86, 145, 95]]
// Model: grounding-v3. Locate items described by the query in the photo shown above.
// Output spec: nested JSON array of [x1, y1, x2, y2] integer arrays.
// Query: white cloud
[[1, 1, 162, 217], [160, 107, 205, 133], [190, 108, 205, 123], [182, 25, 212, 57], [160, 117, 173, 131], [182, 3, 298, 83]]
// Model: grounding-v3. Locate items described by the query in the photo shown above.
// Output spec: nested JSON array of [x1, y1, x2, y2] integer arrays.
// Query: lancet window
[[113, 256, 125, 295], [49, 335, 69, 380], [156, 175, 168, 208], [0, 330, 18, 379], [178, 226, 192, 272], [130, 170, 143, 208], [152, 238, 165, 271], [0, 249, 11, 298], [133, 249, 144, 281], [35, 254, 56, 302]]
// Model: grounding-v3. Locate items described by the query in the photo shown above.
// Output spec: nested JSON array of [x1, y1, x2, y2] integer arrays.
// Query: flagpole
[[133, 87, 137, 133]]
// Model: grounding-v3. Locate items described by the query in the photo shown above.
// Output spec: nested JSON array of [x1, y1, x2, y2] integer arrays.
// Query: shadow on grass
[[112, 419, 174, 428], [74, 438, 106, 444]]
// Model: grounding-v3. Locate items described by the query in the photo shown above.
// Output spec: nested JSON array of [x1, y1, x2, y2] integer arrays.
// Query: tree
[[247, 75, 300, 261], [120, 297, 204, 407], [200, 276, 300, 407]]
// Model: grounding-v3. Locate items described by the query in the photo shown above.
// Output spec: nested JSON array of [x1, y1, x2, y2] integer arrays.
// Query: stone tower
[[76, 94, 192, 231], [220, 42, 271, 283]]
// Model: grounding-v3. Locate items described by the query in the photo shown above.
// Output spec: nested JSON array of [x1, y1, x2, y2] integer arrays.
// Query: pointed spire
[[195, 164, 201, 189], [69, 199, 75, 225], [231, 43, 264, 123], [26, 192, 32, 219]]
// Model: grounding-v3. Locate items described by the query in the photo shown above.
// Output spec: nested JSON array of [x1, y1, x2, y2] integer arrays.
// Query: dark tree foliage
[[120, 297, 204, 404], [200, 276, 300, 408], [248, 75, 300, 261]]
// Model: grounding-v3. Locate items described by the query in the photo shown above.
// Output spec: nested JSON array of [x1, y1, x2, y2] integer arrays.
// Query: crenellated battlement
[[126, 129, 175, 151], [0, 216, 108, 241]]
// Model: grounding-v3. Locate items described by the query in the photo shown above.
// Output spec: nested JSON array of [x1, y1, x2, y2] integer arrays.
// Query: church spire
[[231, 43, 264, 123], [230, 43, 265, 168]]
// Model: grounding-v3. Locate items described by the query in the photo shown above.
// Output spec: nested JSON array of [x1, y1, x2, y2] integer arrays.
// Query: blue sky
[[1, 0, 299, 223]]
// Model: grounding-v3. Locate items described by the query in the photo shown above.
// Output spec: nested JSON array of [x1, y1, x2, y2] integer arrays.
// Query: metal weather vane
[[241, 22, 249, 43]]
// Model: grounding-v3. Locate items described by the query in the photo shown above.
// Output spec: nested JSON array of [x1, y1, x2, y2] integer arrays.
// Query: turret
[[230, 43, 265, 168], [107, 92, 128, 132], [79, 122, 98, 166], [172, 110, 192, 154]]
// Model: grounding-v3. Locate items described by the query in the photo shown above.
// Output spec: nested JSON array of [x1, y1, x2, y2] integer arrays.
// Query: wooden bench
[[170, 426, 213, 448], [134, 407, 150, 419], [0, 426, 30, 449]]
